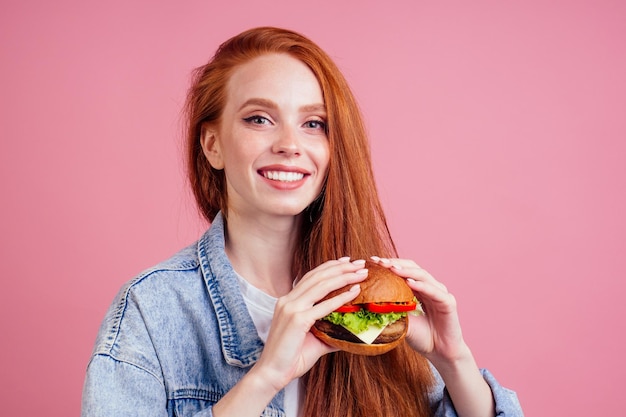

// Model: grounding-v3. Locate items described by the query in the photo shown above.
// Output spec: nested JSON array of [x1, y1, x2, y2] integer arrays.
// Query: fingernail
[[338, 256, 351, 262], [356, 268, 368, 275], [352, 259, 365, 266], [350, 284, 361, 292], [380, 258, 390, 264], [370, 256, 381, 262]]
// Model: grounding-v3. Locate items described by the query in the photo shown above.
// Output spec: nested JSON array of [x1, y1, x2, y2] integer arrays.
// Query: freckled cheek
[[220, 147, 259, 178], [221, 132, 264, 162]]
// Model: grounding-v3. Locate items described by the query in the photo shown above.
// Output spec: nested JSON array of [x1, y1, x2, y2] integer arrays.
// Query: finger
[[370, 256, 423, 270], [369, 256, 448, 293], [384, 260, 448, 293], [275, 259, 367, 319], [295, 257, 363, 287], [284, 265, 367, 335], [307, 283, 362, 319], [291, 259, 367, 299], [406, 278, 457, 315]]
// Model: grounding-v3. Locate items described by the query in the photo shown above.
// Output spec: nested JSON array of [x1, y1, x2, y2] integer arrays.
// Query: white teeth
[[263, 171, 304, 182]]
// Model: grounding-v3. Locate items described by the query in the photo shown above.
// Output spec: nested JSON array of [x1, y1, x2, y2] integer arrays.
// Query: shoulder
[[91, 243, 206, 356], [119, 244, 202, 303]]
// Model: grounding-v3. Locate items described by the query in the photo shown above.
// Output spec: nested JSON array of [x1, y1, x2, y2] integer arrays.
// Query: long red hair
[[184, 27, 433, 417]]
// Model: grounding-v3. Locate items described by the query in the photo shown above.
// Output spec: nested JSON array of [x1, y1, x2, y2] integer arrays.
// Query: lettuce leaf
[[323, 309, 406, 335]]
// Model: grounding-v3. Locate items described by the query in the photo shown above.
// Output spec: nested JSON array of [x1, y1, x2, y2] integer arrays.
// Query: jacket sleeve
[[430, 367, 524, 417], [81, 354, 216, 417]]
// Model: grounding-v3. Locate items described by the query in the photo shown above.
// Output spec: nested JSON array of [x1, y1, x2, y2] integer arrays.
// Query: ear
[[200, 124, 225, 170]]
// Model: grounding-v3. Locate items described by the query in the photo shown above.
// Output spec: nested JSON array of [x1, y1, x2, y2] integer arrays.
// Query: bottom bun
[[311, 318, 407, 356]]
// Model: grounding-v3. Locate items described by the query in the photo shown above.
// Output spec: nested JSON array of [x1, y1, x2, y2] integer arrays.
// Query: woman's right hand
[[252, 257, 368, 392], [213, 258, 367, 417]]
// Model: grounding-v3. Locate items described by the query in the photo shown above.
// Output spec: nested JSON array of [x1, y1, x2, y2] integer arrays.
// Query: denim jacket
[[81, 212, 523, 417]]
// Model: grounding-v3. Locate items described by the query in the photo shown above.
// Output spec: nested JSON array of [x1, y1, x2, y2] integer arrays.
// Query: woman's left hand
[[369, 257, 468, 366], [370, 257, 497, 417]]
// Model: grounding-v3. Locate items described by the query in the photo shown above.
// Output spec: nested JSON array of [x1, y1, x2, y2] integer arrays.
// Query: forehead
[[225, 53, 324, 108]]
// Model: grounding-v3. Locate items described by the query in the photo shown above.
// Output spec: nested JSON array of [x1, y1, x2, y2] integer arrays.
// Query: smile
[[262, 171, 305, 182]]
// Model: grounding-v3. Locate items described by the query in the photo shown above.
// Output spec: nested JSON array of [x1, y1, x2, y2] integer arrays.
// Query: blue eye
[[243, 115, 270, 125], [305, 120, 326, 130]]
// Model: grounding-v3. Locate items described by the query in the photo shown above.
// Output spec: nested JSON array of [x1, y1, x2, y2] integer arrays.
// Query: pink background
[[1, 1, 625, 415]]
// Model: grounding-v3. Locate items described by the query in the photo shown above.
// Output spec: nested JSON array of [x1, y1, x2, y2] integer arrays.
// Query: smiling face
[[201, 53, 330, 221]]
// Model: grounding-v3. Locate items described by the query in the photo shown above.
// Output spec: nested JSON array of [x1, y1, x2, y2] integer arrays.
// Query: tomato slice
[[365, 301, 417, 314], [335, 304, 361, 313]]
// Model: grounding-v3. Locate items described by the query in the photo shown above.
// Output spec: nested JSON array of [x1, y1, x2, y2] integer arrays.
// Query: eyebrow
[[300, 103, 326, 114], [238, 98, 326, 114]]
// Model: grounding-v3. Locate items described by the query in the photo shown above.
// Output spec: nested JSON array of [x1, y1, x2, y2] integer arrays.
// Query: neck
[[223, 210, 302, 298]]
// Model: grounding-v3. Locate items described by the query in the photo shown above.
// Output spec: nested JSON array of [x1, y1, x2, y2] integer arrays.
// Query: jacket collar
[[197, 212, 265, 367]]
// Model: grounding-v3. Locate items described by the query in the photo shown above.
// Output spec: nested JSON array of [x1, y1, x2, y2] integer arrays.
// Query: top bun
[[323, 260, 413, 304]]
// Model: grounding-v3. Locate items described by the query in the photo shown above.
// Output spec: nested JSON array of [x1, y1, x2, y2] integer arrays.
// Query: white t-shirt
[[235, 273, 301, 417]]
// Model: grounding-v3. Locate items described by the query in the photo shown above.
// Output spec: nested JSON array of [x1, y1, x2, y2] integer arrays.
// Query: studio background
[[1, 1, 624, 416]]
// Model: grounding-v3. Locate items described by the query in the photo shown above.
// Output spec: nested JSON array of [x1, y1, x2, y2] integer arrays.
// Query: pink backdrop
[[2, 1, 624, 415]]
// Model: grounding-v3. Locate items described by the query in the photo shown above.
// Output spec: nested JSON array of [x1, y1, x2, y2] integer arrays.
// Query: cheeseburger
[[311, 260, 423, 356]]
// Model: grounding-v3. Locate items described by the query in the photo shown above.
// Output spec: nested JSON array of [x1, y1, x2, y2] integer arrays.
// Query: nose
[[272, 125, 301, 156]]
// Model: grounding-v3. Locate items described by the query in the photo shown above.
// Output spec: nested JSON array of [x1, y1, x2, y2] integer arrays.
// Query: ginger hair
[[184, 26, 434, 417]]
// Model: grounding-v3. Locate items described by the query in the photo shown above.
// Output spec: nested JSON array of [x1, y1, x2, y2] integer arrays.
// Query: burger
[[311, 260, 423, 356]]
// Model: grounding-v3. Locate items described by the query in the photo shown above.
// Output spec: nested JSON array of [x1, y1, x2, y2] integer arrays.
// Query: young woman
[[82, 27, 523, 417]]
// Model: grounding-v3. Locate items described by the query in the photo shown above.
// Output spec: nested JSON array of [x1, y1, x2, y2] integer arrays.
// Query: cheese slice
[[342, 323, 388, 344]]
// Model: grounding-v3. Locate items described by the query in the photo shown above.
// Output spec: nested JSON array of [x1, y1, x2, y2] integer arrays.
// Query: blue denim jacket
[[82, 212, 523, 417]]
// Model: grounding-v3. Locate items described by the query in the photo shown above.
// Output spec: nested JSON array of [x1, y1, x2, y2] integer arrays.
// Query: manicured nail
[[356, 268, 368, 275], [350, 284, 361, 292], [352, 259, 365, 266], [370, 256, 381, 262], [338, 256, 351, 262]]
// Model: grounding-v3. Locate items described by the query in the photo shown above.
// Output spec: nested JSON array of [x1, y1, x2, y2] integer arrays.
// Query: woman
[[82, 27, 523, 417]]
